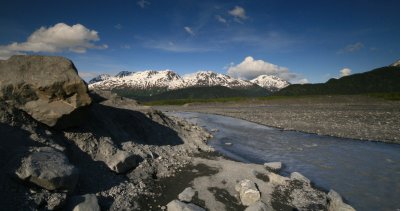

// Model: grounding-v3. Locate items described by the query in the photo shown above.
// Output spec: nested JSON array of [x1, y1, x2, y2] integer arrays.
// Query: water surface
[[169, 112, 400, 211]]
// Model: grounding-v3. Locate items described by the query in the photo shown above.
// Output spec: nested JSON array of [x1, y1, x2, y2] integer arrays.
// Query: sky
[[0, 0, 399, 83]]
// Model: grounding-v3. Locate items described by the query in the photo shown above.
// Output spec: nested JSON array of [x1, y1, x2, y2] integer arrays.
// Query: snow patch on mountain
[[250, 75, 290, 91], [88, 74, 111, 84], [183, 71, 254, 88]]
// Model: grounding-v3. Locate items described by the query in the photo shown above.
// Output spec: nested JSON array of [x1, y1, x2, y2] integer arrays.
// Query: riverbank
[[154, 95, 400, 144]]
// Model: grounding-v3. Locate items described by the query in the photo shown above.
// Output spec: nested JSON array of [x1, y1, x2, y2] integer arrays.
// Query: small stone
[[235, 179, 261, 206], [264, 162, 282, 171], [46, 193, 67, 210], [178, 187, 196, 202], [167, 200, 205, 211], [290, 172, 310, 184]]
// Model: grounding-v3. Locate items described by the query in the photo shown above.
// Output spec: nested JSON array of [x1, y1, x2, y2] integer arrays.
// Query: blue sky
[[0, 0, 399, 83]]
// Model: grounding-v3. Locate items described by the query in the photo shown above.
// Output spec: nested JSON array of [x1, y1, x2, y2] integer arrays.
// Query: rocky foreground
[[0, 56, 354, 210], [157, 96, 400, 144]]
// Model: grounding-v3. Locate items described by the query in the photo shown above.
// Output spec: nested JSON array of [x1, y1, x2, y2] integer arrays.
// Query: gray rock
[[46, 193, 67, 210], [245, 201, 273, 211], [290, 172, 310, 184], [167, 200, 205, 211], [264, 162, 282, 171], [106, 150, 138, 173], [0, 55, 91, 128], [327, 190, 356, 211], [267, 172, 289, 185], [98, 140, 138, 173], [69, 194, 100, 211], [178, 187, 196, 202], [235, 179, 261, 206], [16, 147, 79, 191]]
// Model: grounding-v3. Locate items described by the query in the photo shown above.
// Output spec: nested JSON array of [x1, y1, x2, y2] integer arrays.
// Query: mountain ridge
[[89, 70, 289, 93]]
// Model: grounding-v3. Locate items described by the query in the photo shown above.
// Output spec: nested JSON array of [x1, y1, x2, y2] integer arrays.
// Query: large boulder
[[0, 55, 91, 128], [16, 147, 79, 191]]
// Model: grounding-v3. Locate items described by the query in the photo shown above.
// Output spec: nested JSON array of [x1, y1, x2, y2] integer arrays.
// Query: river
[[168, 112, 400, 211]]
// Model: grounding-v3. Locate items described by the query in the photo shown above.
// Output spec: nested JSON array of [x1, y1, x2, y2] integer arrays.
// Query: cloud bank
[[227, 56, 308, 84], [0, 23, 107, 60]]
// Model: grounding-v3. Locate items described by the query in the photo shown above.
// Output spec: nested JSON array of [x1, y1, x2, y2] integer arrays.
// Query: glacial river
[[168, 112, 400, 211]]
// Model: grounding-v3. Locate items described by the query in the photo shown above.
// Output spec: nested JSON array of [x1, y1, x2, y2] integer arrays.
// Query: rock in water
[[0, 55, 91, 128], [327, 190, 356, 211], [235, 179, 261, 206], [264, 162, 282, 171], [16, 147, 79, 191]]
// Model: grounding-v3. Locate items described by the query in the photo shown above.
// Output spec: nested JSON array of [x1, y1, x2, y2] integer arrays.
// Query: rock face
[[166, 200, 205, 211], [16, 147, 79, 191], [0, 55, 91, 128], [327, 190, 356, 211], [235, 179, 261, 206]]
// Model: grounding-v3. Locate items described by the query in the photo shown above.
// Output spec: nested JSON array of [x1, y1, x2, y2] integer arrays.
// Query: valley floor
[[155, 95, 400, 144]]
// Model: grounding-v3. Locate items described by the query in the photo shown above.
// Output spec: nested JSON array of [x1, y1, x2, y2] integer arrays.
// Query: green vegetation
[[277, 66, 400, 96], [366, 92, 400, 101], [116, 85, 270, 102]]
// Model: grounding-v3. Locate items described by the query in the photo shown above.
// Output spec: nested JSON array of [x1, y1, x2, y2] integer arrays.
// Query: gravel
[[156, 95, 400, 143]]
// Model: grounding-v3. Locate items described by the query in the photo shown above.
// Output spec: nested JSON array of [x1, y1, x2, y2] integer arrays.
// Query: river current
[[169, 112, 400, 211]]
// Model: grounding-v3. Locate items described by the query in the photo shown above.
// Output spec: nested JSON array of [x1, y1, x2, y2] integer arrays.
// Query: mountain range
[[89, 70, 289, 91]]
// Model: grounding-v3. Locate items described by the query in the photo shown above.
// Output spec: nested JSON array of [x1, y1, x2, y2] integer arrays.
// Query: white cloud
[[340, 68, 352, 77], [340, 42, 364, 53], [229, 6, 248, 22], [227, 56, 308, 83], [0, 23, 107, 59], [215, 15, 227, 24], [137, 0, 150, 8], [184, 26, 195, 36]]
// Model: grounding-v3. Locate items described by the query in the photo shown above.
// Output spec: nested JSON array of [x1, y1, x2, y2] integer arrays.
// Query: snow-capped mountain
[[88, 74, 111, 84], [183, 71, 254, 88], [89, 70, 186, 90], [89, 70, 289, 92], [250, 75, 290, 91]]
